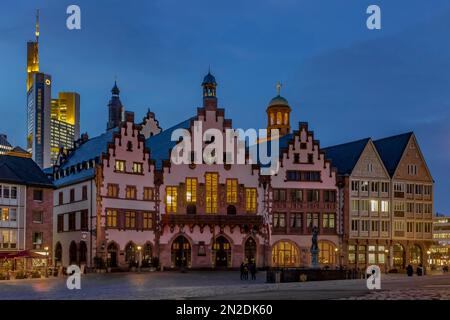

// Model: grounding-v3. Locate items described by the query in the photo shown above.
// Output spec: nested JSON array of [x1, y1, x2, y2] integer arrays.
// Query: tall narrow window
[[115, 160, 126, 172], [143, 212, 152, 230], [186, 178, 197, 203], [226, 179, 238, 204], [106, 209, 118, 227], [246, 188, 257, 213], [125, 186, 137, 199], [82, 186, 88, 200], [125, 211, 136, 228], [143, 187, 154, 201], [132, 162, 143, 174], [166, 186, 178, 213], [107, 184, 119, 198], [205, 173, 218, 214]]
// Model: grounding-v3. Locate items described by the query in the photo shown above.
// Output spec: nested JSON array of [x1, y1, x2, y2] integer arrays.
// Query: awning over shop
[[0, 250, 45, 259]]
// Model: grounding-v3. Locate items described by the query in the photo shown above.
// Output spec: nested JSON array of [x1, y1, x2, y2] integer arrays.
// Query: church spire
[[107, 80, 124, 130]]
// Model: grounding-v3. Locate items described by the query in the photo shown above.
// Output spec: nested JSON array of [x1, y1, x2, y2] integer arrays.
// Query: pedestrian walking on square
[[240, 262, 245, 280], [250, 263, 256, 280], [244, 263, 249, 280], [406, 264, 413, 277], [416, 263, 423, 276]]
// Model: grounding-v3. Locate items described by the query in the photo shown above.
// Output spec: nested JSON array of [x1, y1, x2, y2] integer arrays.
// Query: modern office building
[[50, 92, 80, 163], [27, 72, 52, 169], [26, 11, 81, 168], [0, 134, 13, 155]]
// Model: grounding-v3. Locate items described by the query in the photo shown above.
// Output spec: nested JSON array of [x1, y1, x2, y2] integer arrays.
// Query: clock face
[[45, 79, 51, 85]]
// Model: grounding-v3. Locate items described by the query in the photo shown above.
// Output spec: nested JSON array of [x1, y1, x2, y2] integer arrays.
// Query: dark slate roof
[[50, 129, 117, 187], [322, 138, 370, 175], [59, 129, 116, 170], [374, 132, 413, 177], [145, 117, 194, 169], [0, 134, 12, 148], [202, 72, 217, 85], [0, 155, 54, 187]]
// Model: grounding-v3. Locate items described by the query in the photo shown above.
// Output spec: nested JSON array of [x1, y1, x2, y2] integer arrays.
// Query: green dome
[[268, 95, 289, 107]]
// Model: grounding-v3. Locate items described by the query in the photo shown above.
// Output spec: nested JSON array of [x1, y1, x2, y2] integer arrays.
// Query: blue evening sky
[[0, 0, 449, 213]]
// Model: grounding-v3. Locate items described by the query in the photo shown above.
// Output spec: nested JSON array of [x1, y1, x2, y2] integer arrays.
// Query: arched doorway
[[125, 242, 137, 267], [79, 241, 87, 265], [171, 236, 191, 268], [107, 242, 118, 268], [244, 237, 257, 264], [393, 243, 405, 269], [69, 241, 78, 265], [272, 241, 299, 267], [143, 242, 152, 267], [318, 241, 336, 265], [409, 244, 422, 265], [54, 242, 62, 265], [213, 236, 232, 268]]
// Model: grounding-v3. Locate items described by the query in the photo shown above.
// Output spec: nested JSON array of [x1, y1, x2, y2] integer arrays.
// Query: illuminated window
[[276, 112, 282, 125], [106, 209, 117, 227], [186, 178, 197, 203], [166, 186, 178, 213], [125, 211, 136, 228], [205, 173, 218, 214], [115, 160, 125, 172], [381, 201, 389, 213], [107, 184, 119, 198], [125, 186, 137, 199], [143, 212, 152, 229], [322, 213, 335, 229], [270, 113, 274, 125], [283, 113, 288, 125], [370, 200, 379, 212], [272, 241, 299, 267], [143, 187, 154, 201], [226, 179, 237, 204], [132, 162, 143, 174], [318, 241, 336, 265], [1, 208, 9, 221], [246, 188, 257, 213]]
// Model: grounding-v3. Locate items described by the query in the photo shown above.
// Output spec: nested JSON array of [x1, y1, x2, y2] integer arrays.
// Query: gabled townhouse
[[323, 138, 391, 271], [149, 72, 266, 269], [374, 132, 434, 269]]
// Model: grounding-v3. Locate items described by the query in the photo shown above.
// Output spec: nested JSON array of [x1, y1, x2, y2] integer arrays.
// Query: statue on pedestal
[[310, 226, 320, 269]]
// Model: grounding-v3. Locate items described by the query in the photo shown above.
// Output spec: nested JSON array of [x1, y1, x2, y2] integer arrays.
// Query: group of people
[[240, 261, 257, 280], [406, 263, 425, 276]]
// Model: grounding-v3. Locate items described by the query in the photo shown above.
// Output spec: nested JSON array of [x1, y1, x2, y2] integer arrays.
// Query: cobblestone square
[[0, 271, 449, 300]]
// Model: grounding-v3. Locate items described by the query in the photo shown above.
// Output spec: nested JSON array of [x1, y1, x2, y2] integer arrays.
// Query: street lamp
[[427, 250, 431, 269], [334, 247, 339, 268], [137, 246, 142, 272], [44, 246, 49, 278]]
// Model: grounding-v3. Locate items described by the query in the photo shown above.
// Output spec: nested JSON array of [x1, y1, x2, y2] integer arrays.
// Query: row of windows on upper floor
[[350, 220, 433, 234], [0, 184, 44, 201], [393, 201, 433, 214], [351, 180, 433, 196], [272, 212, 336, 230], [0, 230, 46, 250], [165, 175, 257, 214], [360, 163, 420, 176], [57, 185, 88, 205], [1, 207, 44, 224], [393, 183, 433, 196], [53, 157, 99, 180], [273, 189, 336, 203]]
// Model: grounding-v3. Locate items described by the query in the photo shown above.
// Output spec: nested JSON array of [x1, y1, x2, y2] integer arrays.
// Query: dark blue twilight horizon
[[0, 0, 449, 213]]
